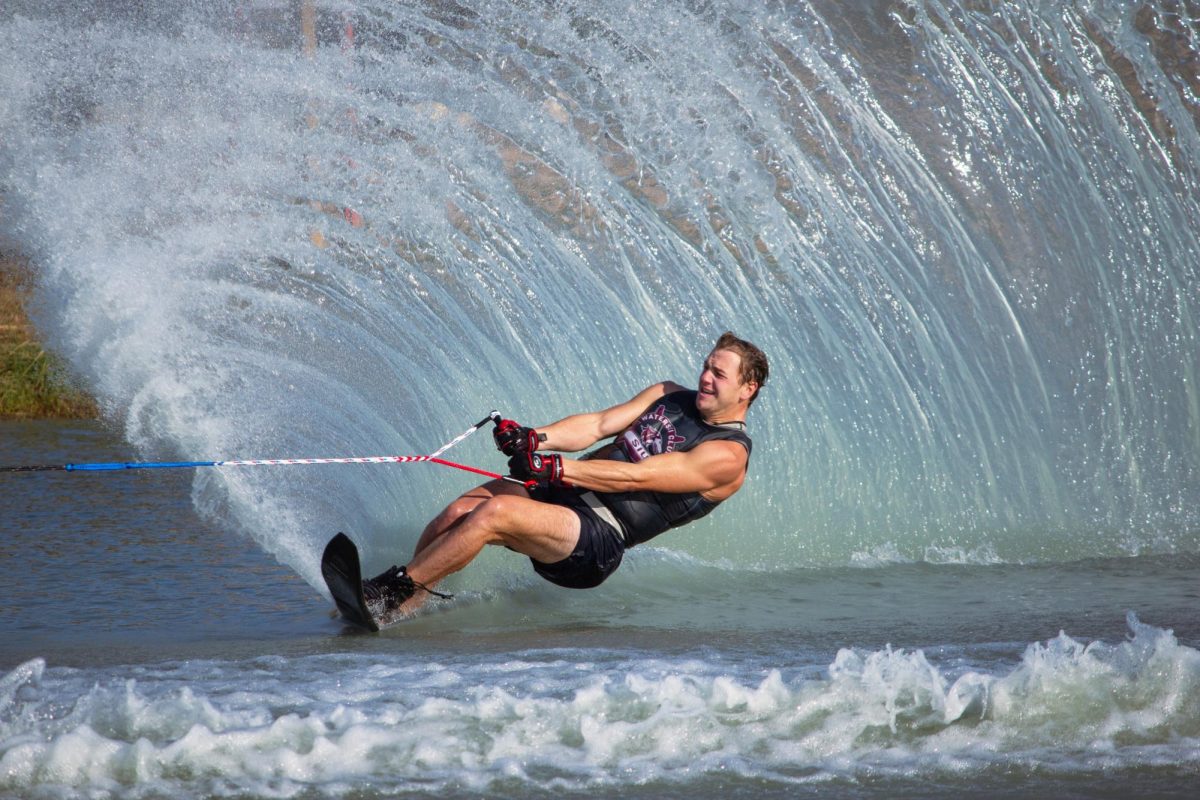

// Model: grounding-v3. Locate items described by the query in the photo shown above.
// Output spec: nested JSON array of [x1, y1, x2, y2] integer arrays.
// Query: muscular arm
[[534, 381, 687, 452], [559, 439, 748, 501]]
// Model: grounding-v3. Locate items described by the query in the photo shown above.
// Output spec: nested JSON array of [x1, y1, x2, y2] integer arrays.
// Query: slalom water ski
[[321, 532, 379, 632]]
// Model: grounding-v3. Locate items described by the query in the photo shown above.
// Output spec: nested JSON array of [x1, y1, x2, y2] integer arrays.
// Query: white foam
[[2, 615, 1198, 796], [849, 541, 1007, 567]]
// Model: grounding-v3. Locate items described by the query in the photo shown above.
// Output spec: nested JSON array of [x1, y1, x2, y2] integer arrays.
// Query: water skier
[[362, 332, 769, 616]]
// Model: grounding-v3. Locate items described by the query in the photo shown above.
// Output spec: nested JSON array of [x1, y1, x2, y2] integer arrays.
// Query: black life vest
[[591, 390, 751, 547]]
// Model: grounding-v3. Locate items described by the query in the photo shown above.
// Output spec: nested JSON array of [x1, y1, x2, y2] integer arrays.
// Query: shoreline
[[1, 254, 98, 420]]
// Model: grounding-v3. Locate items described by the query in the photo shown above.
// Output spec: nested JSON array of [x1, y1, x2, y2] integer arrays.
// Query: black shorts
[[530, 486, 626, 589]]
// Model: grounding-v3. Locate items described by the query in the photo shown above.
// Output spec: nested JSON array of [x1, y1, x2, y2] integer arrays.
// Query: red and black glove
[[493, 419, 539, 457], [508, 450, 567, 488]]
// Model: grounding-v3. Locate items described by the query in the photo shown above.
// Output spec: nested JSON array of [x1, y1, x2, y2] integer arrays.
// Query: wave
[[1, 613, 1195, 797]]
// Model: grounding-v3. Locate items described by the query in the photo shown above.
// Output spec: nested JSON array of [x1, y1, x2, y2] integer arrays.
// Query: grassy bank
[[1, 255, 98, 419]]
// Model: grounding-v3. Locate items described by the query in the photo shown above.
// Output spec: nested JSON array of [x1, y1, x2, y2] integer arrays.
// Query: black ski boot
[[362, 565, 452, 615]]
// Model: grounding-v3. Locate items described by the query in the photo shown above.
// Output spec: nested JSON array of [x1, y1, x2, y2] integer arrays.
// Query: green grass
[[0, 340, 97, 419], [1, 257, 98, 419]]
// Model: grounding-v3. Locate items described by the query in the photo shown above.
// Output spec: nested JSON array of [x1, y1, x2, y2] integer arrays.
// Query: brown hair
[[713, 331, 769, 404]]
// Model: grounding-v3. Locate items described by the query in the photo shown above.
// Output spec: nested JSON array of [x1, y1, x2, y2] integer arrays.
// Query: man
[[363, 331, 769, 616]]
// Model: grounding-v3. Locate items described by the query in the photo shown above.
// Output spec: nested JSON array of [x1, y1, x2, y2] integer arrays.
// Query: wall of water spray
[[1, 1, 1197, 585]]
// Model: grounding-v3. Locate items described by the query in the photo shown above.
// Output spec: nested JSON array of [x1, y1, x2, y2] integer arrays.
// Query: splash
[[1, 614, 1197, 795], [1, 0, 1197, 583]]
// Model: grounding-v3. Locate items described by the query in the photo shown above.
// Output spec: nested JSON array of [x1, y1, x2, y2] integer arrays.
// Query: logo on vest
[[620, 404, 687, 462]]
